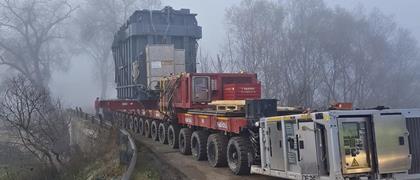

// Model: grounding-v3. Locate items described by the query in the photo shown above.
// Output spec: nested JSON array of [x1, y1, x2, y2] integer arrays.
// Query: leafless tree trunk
[[76, 0, 162, 99], [0, 0, 77, 87], [197, 47, 212, 73], [0, 75, 71, 172]]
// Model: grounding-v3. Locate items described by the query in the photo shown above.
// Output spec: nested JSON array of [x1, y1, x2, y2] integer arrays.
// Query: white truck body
[[252, 109, 420, 180]]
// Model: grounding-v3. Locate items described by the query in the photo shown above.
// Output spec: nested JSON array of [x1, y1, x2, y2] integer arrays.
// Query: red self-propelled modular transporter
[[98, 72, 282, 175]]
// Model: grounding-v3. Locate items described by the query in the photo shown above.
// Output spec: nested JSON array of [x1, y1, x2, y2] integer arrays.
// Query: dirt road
[[132, 134, 279, 180]]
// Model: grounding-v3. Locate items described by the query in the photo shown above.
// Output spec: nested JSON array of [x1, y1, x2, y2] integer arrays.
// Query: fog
[[47, 0, 420, 108], [1, 1, 420, 178]]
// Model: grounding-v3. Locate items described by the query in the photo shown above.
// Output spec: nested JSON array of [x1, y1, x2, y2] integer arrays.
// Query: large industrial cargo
[[146, 44, 186, 90], [112, 6, 202, 100]]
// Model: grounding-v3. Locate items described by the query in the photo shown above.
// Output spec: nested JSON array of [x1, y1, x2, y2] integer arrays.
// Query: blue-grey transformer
[[112, 7, 202, 100]]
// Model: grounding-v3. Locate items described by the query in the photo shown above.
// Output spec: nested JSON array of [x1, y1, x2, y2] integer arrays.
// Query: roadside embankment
[[63, 115, 124, 180]]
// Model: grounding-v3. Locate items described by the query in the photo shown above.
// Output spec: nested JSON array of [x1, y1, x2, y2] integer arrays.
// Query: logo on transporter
[[217, 121, 228, 129], [185, 117, 193, 124]]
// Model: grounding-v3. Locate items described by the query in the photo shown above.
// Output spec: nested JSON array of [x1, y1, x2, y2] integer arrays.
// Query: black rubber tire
[[138, 118, 145, 136], [151, 121, 159, 141], [125, 114, 130, 129], [130, 116, 135, 131], [114, 113, 119, 127], [121, 114, 127, 129], [144, 119, 151, 138], [117, 113, 122, 128], [191, 130, 209, 161], [179, 128, 192, 155], [158, 123, 168, 144], [227, 136, 253, 175], [131, 116, 135, 131], [167, 125, 180, 149], [134, 117, 139, 133], [120, 114, 125, 128], [207, 133, 228, 167]]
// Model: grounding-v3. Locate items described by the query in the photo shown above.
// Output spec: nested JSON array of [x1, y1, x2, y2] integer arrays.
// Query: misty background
[[15, 0, 420, 108]]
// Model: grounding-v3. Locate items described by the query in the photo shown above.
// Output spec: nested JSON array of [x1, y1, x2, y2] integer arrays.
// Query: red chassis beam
[[99, 99, 157, 115], [99, 99, 249, 134], [177, 113, 249, 134]]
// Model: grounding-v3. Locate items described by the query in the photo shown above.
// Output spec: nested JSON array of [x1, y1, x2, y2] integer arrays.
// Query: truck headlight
[[254, 121, 260, 127]]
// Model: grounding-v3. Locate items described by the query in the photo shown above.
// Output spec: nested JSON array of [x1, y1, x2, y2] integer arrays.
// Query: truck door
[[374, 113, 411, 174], [297, 121, 319, 175], [267, 121, 285, 171], [338, 117, 372, 174]]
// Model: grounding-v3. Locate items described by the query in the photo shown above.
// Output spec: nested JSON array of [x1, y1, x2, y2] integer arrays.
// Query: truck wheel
[[129, 115, 134, 131], [144, 119, 151, 138], [133, 116, 139, 132], [158, 123, 168, 144], [117, 113, 122, 128], [227, 136, 253, 175], [125, 114, 130, 129], [207, 133, 228, 167], [191, 130, 209, 161], [122, 114, 127, 129], [168, 125, 179, 149], [151, 121, 159, 141], [179, 128, 192, 155], [138, 118, 145, 135]]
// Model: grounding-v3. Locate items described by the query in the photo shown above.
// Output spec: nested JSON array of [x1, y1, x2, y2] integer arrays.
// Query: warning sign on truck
[[351, 158, 359, 167]]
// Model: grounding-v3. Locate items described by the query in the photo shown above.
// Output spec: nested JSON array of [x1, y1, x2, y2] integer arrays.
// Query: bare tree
[[225, 0, 286, 98], [225, 0, 420, 108], [0, 75, 71, 173], [0, 0, 77, 87], [76, 0, 161, 98], [197, 47, 212, 73], [197, 45, 232, 73]]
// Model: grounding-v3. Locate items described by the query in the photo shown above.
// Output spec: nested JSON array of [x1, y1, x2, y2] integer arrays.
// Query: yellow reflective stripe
[[267, 116, 293, 122], [217, 117, 229, 121], [300, 114, 311, 120]]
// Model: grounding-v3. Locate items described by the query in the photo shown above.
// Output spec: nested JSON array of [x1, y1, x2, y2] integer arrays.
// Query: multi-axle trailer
[[98, 7, 420, 179], [99, 75, 420, 179]]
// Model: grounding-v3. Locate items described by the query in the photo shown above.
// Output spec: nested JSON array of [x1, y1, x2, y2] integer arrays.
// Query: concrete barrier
[[68, 108, 137, 180]]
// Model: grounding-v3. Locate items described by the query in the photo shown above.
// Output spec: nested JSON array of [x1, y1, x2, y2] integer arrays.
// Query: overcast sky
[[50, 0, 420, 108]]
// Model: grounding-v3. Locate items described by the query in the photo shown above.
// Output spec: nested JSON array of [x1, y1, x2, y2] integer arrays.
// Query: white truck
[[251, 109, 420, 180]]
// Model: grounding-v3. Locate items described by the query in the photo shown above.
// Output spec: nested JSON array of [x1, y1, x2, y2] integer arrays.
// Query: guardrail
[[68, 107, 137, 180]]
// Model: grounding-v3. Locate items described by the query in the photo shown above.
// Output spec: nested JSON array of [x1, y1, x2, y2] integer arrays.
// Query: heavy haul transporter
[[98, 7, 420, 179]]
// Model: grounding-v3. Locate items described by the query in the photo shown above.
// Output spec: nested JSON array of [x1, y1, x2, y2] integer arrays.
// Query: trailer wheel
[[133, 117, 138, 133], [144, 119, 151, 138], [191, 130, 209, 161], [138, 118, 145, 136], [168, 125, 179, 149], [179, 128, 192, 155], [227, 136, 253, 175], [207, 133, 228, 167], [117, 113, 123, 128], [124, 114, 129, 129], [130, 116, 135, 130], [158, 123, 168, 144], [151, 121, 159, 141], [125, 115, 133, 131], [123, 114, 127, 128], [130, 116, 135, 131]]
